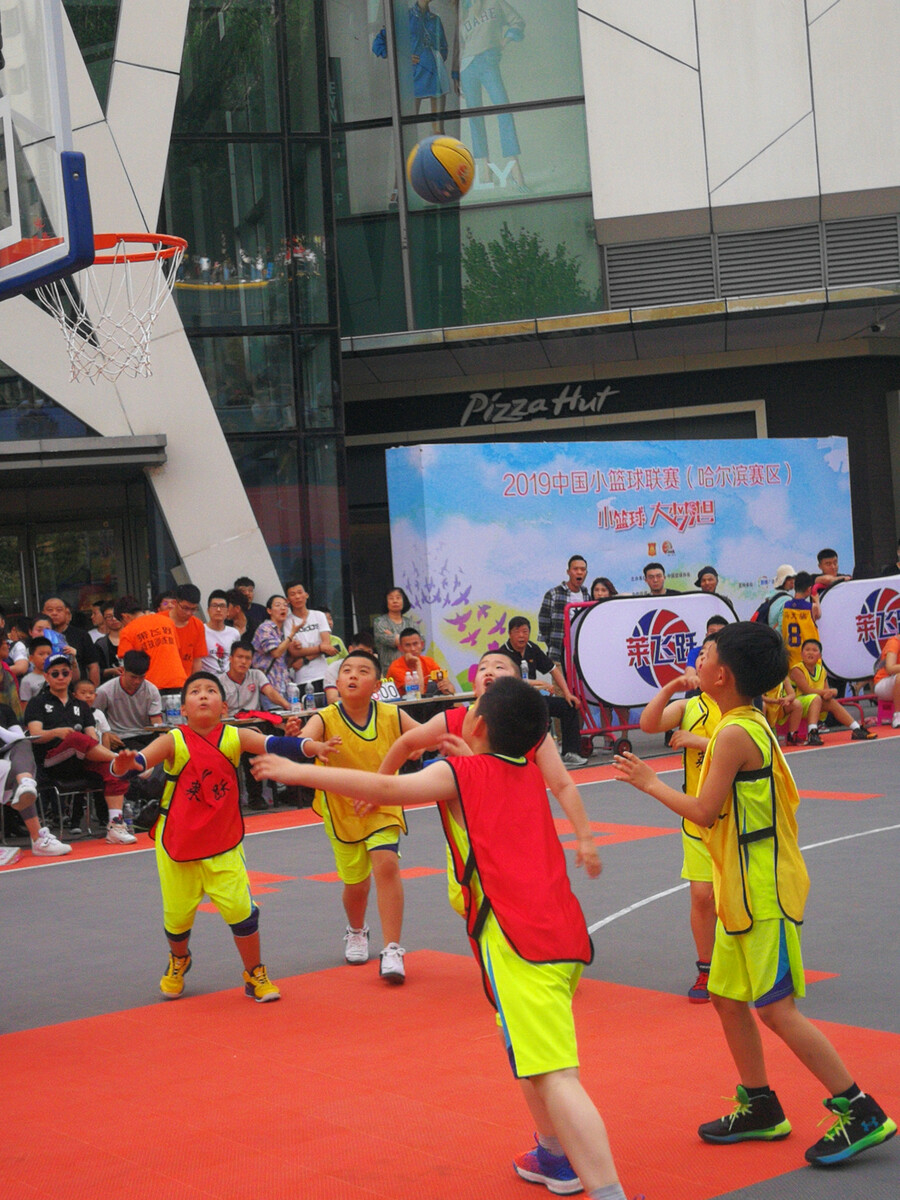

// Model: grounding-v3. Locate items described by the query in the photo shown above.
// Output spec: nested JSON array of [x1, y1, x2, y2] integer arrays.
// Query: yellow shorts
[[681, 829, 713, 882], [480, 910, 582, 1079], [796, 693, 817, 717], [155, 835, 253, 937], [321, 800, 402, 885], [709, 917, 805, 1008]]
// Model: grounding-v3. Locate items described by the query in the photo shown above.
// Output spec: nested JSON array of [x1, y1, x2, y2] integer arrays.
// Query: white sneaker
[[892, 714, 900, 729], [379, 942, 406, 984], [106, 817, 137, 845], [343, 925, 369, 964], [13, 777, 38, 805], [31, 827, 72, 857], [560, 751, 589, 768]]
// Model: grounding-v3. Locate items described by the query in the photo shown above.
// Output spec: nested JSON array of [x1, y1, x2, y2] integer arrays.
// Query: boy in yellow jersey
[[252, 678, 631, 1199], [112, 672, 329, 1002], [639, 634, 720, 1002], [779, 571, 821, 671], [615, 623, 895, 1168], [790, 638, 875, 746], [264, 650, 422, 981], [761, 676, 807, 744]]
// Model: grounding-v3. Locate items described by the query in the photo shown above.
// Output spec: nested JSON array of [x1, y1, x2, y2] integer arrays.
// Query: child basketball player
[[113, 671, 332, 1003], [789, 638, 874, 745], [252, 677, 629, 1199], [615, 622, 895, 1168]]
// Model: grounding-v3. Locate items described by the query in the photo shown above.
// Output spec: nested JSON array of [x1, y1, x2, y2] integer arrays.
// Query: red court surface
[[3, 950, 897, 1200]]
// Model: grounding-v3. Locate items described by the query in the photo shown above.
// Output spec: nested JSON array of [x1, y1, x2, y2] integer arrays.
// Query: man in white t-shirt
[[201, 590, 242, 674], [285, 581, 337, 693]]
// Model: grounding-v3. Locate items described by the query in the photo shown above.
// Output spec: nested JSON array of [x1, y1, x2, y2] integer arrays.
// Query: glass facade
[[327, 0, 598, 334]]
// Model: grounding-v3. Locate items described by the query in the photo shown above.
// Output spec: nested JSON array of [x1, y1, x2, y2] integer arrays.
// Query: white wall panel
[[114, 0, 190, 75], [710, 113, 819, 210], [581, 16, 708, 223], [697, 0, 815, 199], [106, 63, 181, 229], [579, 0, 698, 68]]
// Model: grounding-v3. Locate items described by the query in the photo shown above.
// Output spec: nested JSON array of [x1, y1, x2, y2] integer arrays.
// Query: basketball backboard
[[0, 0, 93, 300]]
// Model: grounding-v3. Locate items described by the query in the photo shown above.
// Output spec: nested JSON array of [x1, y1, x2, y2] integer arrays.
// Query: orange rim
[[92, 232, 187, 265]]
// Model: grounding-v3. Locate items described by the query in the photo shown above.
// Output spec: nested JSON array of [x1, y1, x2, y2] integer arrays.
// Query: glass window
[[333, 127, 399, 218], [336, 216, 407, 336], [190, 335, 295, 434], [0, 366, 94, 441], [406, 206, 464, 328], [298, 334, 338, 429], [456, 197, 601, 324], [290, 144, 330, 324], [391, 0, 459, 124], [175, 0, 281, 134], [325, 0, 393, 123], [403, 104, 591, 207], [166, 141, 289, 329], [304, 435, 346, 630], [63, 1, 119, 110], [286, 0, 322, 131], [228, 438, 303, 585], [457, 1, 583, 108]]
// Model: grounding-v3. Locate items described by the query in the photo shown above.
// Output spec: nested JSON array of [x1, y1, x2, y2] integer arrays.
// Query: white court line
[[587, 822, 900, 934]]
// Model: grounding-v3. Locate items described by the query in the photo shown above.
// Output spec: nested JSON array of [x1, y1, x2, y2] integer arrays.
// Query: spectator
[[322, 606, 348, 663], [764, 565, 797, 631], [285, 581, 337, 695], [224, 587, 251, 638], [115, 595, 187, 713], [94, 650, 164, 743], [780, 572, 820, 671], [221, 640, 289, 811], [642, 562, 681, 597], [589, 577, 618, 600], [42, 596, 99, 685], [814, 548, 852, 594], [385, 628, 456, 696], [0, 632, 23, 718], [24, 654, 135, 844], [18, 636, 53, 704], [202, 590, 241, 674], [95, 600, 124, 679], [251, 594, 296, 697], [538, 555, 589, 667], [789, 638, 874, 745], [1, 702, 70, 856], [233, 576, 268, 636], [504, 616, 587, 768], [168, 584, 208, 679], [5, 614, 30, 679], [373, 587, 421, 674], [873, 635, 900, 728], [88, 600, 109, 644]]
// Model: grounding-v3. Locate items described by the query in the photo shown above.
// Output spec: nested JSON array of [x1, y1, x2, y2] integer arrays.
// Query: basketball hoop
[[34, 233, 187, 383]]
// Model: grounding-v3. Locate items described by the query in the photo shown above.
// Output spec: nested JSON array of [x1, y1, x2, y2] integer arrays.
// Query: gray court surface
[[3, 731, 898, 1198]]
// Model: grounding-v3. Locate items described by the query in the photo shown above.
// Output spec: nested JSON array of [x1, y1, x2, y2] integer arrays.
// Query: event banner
[[385, 438, 852, 687], [570, 593, 736, 707], [818, 575, 900, 680]]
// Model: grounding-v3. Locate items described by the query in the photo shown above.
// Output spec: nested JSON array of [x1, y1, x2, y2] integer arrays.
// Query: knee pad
[[164, 927, 192, 945], [230, 905, 259, 938]]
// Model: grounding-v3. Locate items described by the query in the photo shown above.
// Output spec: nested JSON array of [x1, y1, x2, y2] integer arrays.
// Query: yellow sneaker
[[160, 952, 192, 999], [243, 963, 281, 1003]]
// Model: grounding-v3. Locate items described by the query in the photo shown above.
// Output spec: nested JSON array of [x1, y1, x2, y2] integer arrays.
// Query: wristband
[[299, 737, 313, 758], [110, 751, 146, 779]]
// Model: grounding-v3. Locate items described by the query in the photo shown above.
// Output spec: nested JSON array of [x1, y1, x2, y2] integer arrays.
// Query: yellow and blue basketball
[[406, 136, 475, 205]]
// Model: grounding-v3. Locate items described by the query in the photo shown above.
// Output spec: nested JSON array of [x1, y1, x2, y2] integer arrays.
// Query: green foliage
[[461, 221, 602, 325]]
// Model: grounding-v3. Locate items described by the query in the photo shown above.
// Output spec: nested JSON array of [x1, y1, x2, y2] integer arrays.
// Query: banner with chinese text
[[385, 438, 852, 688], [817, 575, 900, 680]]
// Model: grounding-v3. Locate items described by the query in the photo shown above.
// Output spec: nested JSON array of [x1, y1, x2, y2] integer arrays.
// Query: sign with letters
[[817, 576, 900, 680]]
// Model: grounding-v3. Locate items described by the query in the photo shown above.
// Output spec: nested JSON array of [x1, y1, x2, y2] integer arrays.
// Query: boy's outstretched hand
[[251, 753, 301, 784], [613, 749, 658, 794], [438, 733, 471, 758], [576, 836, 602, 877], [309, 734, 342, 761]]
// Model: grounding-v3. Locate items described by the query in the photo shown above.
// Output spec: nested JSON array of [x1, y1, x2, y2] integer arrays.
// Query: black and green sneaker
[[805, 1093, 897, 1166], [699, 1085, 792, 1143]]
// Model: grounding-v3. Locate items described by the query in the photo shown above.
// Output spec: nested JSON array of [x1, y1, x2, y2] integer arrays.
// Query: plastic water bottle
[[123, 801, 135, 835], [520, 659, 530, 681], [286, 682, 301, 712], [165, 696, 180, 725], [404, 670, 419, 700], [302, 682, 317, 710]]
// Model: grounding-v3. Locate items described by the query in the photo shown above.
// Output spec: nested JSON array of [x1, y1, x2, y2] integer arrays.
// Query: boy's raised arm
[[534, 736, 601, 876], [639, 670, 695, 733], [252, 752, 458, 810], [378, 711, 448, 775]]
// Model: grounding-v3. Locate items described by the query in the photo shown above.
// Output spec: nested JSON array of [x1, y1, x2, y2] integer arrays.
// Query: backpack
[[750, 588, 787, 624]]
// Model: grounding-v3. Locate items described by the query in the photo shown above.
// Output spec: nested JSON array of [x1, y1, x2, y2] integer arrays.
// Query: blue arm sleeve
[[264, 735, 309, 761]]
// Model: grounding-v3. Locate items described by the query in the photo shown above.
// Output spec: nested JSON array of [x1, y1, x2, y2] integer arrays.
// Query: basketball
[[406, 136, 475, 205]]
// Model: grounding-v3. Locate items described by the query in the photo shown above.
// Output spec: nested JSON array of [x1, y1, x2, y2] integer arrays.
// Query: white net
[[34, 234, 186, 383]]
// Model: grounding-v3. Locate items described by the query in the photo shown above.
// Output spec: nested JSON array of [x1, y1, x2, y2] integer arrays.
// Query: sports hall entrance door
[[0, 520, 125, 617]]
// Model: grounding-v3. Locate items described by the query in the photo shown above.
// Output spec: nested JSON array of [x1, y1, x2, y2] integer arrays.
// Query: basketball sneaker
[[31, 826, 72, 856], [343, 924, 369, 964], [688, 960, 710, 1003], [513, 1138, 582, 1194], [160, 951, 192, 999], [851, 724, 875, 740], [106, 816, 137, 845], [243, 963, 281, 1002], [804, 1093, 896, 1166], [379, 942, 406, 983], [699, 1085, 791, 1143], [805, 728, 823, 746]]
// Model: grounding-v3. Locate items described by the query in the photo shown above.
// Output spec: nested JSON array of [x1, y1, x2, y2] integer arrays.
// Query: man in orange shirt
[[168, 584, 208, 678], [386, 628, 455, 696], [115, 595, 187, 702]]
